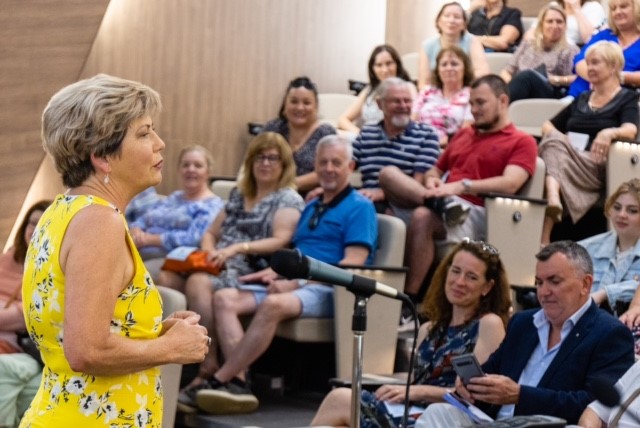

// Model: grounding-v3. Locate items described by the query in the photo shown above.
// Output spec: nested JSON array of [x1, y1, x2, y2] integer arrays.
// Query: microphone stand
[[347, 275, 378, 428]]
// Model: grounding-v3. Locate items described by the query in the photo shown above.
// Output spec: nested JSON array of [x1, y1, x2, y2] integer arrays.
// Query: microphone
[[270, 249, 406, 301]]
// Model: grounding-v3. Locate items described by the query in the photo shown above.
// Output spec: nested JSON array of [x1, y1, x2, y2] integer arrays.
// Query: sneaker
[[398, 305, 417, 333], [444, 199, 471, 227], [177, 377, 219, 413], [196, 377, 259, 415]]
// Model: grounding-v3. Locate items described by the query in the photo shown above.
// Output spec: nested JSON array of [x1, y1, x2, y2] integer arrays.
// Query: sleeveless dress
[[20, 194, 164, 428], [360, 319, 480, 428]]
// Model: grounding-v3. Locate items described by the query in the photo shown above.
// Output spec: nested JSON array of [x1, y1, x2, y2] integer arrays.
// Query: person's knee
[[213, 288, 238, 312], [258, 294, 294, 321], [185, 273, 212, 300], [379, 165, 403, 190]]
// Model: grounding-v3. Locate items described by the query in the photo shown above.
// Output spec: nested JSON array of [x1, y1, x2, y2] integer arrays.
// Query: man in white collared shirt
[[417, 241, 634, 427]]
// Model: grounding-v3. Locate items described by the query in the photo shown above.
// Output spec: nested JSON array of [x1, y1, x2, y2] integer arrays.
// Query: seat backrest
[[318, 93, 358, 127], [401, 52, 419, 80], [485, 52, 513, 75], [156, 286, 187, 428], [517, 157, 545, 199], [521, 16, 536, 33], [607, 141, 640, 198], [373, 213, 406, 266], [508, 98, 570, 137]]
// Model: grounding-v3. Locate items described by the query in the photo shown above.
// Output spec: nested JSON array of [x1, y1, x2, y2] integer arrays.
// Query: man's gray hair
[[535, 240, 593, 276], [316, 134, 353, 160], [376, 77, 414, 100]]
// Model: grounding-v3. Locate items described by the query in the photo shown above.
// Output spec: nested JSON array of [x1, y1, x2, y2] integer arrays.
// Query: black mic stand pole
[[345, 274, 382, 428]]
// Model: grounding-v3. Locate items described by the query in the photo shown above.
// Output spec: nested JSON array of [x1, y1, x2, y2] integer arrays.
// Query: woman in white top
[[418, 2, 490, 89], [337, 45, 413, 134]]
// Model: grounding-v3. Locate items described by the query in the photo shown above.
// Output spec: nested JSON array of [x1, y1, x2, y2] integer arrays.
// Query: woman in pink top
[[412, 45, 474, 148]]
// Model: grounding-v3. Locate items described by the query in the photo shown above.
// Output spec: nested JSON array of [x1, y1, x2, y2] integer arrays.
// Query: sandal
[[545, 204, 563, 224]]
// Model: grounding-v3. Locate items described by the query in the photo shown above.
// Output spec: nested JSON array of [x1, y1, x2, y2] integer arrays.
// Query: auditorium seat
[[317, 93, 358, 128], [508, 98, 571, 138], [485, 52, 513, 75], [607, 140, 640, 198], [401, 52, 419, 81]]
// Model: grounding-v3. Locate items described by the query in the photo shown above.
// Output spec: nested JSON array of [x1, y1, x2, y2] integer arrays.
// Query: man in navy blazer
[[417, 241, 634, 426]]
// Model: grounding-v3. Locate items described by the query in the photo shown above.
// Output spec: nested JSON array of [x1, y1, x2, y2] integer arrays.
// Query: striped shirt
[[353, 121, 440, 188]]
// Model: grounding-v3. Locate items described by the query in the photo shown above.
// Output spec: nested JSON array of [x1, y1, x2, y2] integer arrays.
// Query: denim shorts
[[239, 283, 335, 318]]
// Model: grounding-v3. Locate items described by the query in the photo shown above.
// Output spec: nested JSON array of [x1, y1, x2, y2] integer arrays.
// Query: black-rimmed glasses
[[253, 154, 281, 165], [461, 237, 500, 255]]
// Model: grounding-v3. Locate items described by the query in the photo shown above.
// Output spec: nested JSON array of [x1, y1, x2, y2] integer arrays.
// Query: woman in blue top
[[568, 0, 640, 97], [310, 239, 511, 428]]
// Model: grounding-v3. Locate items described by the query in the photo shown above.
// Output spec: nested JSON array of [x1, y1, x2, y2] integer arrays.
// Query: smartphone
[[451, 353, 485, 386]]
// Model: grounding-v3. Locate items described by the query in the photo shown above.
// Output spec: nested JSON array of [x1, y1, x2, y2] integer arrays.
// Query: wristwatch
[[462, 179, 472, 193]]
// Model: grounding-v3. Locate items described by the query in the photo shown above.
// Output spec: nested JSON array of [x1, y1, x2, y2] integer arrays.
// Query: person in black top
[[468, 0, 524, 52]]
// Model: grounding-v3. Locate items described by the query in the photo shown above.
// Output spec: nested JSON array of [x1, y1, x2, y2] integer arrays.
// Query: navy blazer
[[480, 302, 634, 424]]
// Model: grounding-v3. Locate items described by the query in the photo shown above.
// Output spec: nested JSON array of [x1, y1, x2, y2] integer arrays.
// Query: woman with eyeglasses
[[262, 76, 337, 193], [159, 132, 305, 409], [311, 239, 510, 428]]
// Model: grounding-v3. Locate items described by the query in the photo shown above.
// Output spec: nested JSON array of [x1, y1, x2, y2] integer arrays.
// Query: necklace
[[588, 87, 622, 112]]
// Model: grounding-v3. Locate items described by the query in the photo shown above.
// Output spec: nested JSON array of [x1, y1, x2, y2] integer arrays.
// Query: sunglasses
[[461, 237, 500, 255], [308, 203, 328, 230]]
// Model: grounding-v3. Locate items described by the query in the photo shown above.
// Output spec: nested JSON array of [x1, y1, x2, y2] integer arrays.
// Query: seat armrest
[[479, 192, 547, 205]]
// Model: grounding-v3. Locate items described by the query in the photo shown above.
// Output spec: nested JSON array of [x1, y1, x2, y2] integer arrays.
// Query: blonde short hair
[[42, 74, 162, 187], [585, 40, 625, 73]]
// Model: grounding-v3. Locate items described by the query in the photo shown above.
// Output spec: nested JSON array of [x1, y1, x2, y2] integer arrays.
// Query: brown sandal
[[545, 204, 563, 223]]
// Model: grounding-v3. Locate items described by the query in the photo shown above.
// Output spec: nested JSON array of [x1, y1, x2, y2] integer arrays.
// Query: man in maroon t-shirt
[[379, 74, 537, 304]]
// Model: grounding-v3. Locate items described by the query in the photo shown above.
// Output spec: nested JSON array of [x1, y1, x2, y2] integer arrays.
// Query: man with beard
[[351, 77, 440, 212], [379, 74, 537, 305]]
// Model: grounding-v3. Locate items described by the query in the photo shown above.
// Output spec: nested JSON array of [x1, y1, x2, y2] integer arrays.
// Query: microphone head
[[270, 249, 310, 279], [591, 377, 621, 408]]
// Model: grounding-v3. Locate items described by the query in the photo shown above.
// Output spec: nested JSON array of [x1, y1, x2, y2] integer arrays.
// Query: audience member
[[262, 76, 337, 193], [568, 0, 640, 98], [338, 45, 414, 135], [501, 3, 580, 102], [185, 135, 378, 415], [523, 0, 606, 47], [578, 359, 640, 427], [379, 74, 537, 303], [310, 239, 511, 428], [580, 179, 640, 313], [163, 132, 304, 403], [124, 186, 162, 224], [539, 41, 639, 245], [413, 45, 475, 147], [0, 200, 49, 427], [352, 77, 439, 212], [467, 0, 524, 52], [416, 241, 635, 426], [418, 2, 490, 89], [128, 145, 224, 261], [22, 74, 209, 426]]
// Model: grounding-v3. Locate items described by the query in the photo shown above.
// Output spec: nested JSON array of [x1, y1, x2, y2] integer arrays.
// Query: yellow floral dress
[[20, 194, 164, 428]]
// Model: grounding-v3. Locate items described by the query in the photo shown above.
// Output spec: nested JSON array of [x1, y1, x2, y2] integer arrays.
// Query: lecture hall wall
[[1, 0, 547, 248]]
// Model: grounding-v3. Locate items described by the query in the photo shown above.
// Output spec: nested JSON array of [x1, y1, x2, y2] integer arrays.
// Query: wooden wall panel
[[82, 0, 386, 195], [0, 0, 109, 249]]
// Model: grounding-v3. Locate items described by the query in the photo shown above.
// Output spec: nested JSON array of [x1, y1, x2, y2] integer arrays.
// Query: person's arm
[[339, 245, 370, 265], [499, 69, 512, 84], [337, 88, 369, 134], [61, 205, 208, 375], [200, 210, 226, 253], [568, 0, 606, 44], [577, 407, 606, 428], [295, 171, 319, 192], [469, 36, 491, 77], [418, 48, 432, 90], [0, 305, 26, 332], [619, 283, 640, 327], [432, 164, 531, 198], [480, 24, 521, 52]]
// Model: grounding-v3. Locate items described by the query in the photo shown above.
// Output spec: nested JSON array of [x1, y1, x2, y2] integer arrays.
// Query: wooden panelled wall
[[0, 0, 567, 247]]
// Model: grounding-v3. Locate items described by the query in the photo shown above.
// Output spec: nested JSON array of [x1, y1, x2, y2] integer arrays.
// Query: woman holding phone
[[310, 238, 511, 427]]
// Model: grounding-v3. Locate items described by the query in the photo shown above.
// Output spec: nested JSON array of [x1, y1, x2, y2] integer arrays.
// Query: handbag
[[161, 246, 223, 275]]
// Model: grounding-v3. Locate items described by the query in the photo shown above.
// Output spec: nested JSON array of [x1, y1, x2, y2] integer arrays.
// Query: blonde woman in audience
[[579, 179, 640, 314], [568, 0, 640, 97], [262, 76, 337, 193], [311, 239, 510, 428], [500, 2, 580, 102], [539, 41, 639, 245], [161, 132, 305, 410], [523, 0, 606, 46], [413, 45, 475, 148], [417, 2, 490, 89], [338, 45, 414, 135]]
